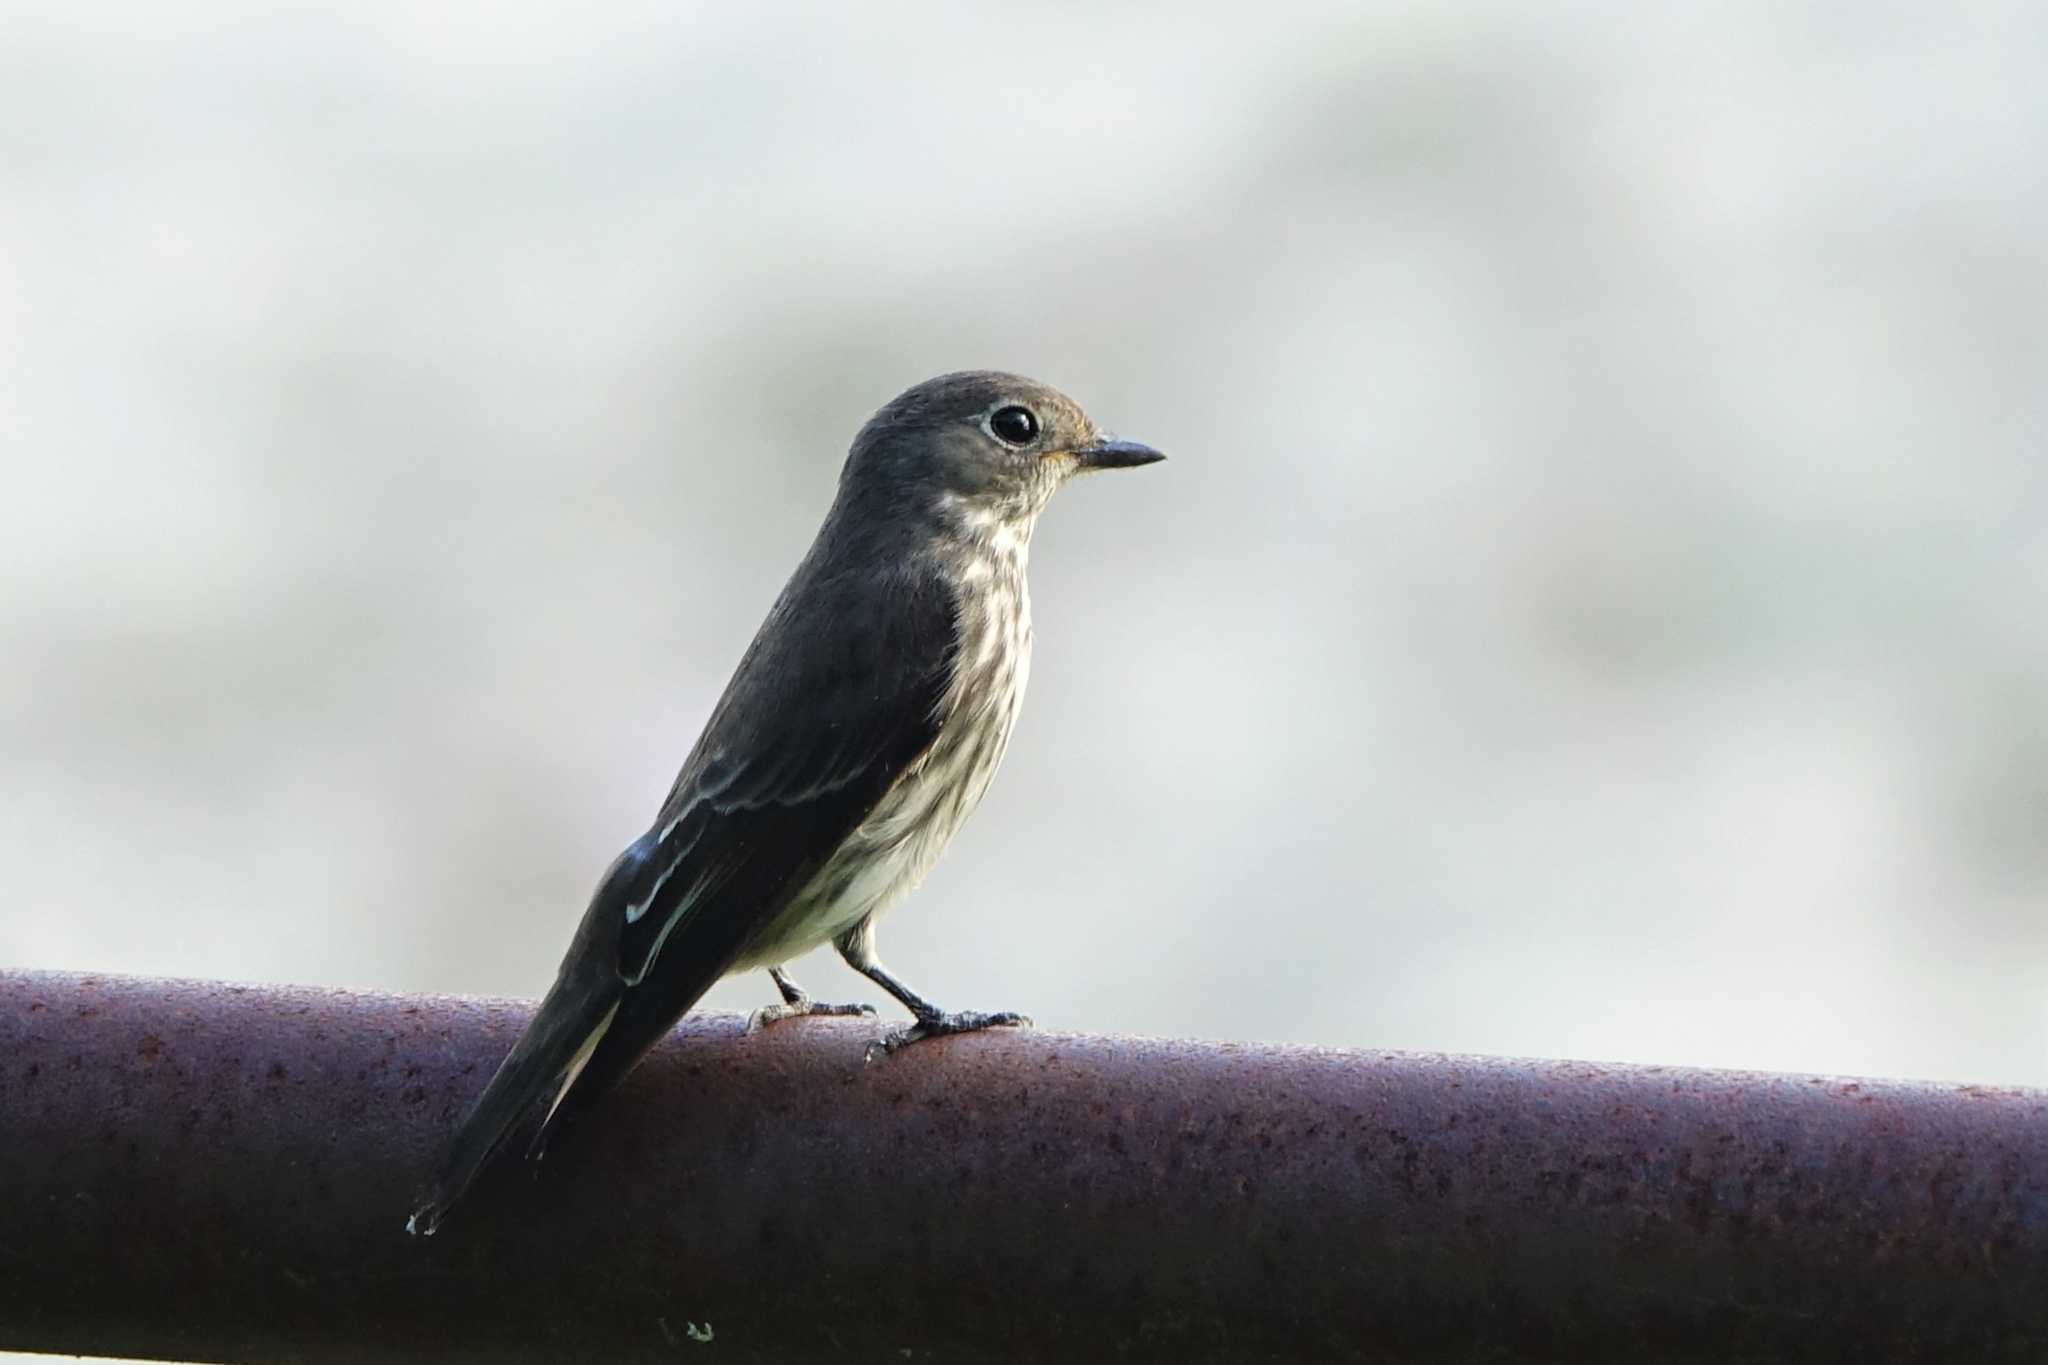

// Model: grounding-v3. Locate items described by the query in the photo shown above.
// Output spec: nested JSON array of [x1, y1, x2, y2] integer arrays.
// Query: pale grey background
[[6, 0, 2046, 1150]]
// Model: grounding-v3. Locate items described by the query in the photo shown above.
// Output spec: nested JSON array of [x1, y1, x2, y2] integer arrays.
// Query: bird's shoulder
[[692, 546, 964, 778], [592, 548, 966, 985]]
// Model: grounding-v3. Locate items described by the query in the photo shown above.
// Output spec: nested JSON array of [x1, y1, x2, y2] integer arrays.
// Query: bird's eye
[[988, 405, 1039, 446]]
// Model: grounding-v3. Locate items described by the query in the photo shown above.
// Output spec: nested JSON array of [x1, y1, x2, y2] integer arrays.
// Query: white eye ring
[[982, 404, 1040, 447]]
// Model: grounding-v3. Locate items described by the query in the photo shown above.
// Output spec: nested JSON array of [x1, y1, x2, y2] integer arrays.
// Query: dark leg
[[745, 965, 876, 1034], [835, 918, 1031, 1062]]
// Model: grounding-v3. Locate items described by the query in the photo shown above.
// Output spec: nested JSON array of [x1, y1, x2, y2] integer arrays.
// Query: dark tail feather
[[406, 974, 620, 1236], [521, 947, 733, 1160]]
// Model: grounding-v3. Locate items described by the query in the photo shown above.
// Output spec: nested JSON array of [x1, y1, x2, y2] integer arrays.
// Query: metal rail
[[2, 968, 2043, 1363]]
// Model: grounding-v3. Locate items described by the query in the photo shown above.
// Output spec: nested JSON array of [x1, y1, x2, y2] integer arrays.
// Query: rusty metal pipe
[[2, 968, 2044, 1363]]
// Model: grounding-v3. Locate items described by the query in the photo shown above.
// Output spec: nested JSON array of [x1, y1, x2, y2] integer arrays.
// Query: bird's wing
[[612, 564, 961, 987], [408, 564, 960, 1234]]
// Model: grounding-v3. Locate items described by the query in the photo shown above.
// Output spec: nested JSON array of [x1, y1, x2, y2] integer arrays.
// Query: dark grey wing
[[611, 563, 961, 989], [408, 561, 959, 1233]]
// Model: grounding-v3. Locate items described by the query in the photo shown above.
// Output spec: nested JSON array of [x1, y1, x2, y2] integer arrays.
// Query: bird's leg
[[834, 921, 1031, 1062], [745, 966, 877, 1034]]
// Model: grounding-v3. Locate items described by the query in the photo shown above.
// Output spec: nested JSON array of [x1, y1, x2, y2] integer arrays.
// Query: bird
[[406, 371, 1163, 1235]]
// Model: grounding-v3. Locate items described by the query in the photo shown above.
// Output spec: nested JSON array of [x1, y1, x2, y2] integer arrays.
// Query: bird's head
[[841, 371, 1164, 533]]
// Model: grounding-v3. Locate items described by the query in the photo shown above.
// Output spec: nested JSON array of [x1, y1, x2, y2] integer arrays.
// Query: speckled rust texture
[[3, 969, 2045, 1363]]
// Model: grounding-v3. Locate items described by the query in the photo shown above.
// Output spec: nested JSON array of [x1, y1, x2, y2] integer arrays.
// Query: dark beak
[[1073, 437, 1166, 471]]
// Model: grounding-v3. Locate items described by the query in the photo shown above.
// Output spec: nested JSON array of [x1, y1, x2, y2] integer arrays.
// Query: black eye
[[988, 405, 1039, 446]]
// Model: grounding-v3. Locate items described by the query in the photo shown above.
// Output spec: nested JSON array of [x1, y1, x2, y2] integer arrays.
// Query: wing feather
[[612, 563, 958, 985]]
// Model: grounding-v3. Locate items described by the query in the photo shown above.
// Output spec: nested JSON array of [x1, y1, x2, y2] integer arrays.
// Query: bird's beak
[[1071, 437, 1166, 471]]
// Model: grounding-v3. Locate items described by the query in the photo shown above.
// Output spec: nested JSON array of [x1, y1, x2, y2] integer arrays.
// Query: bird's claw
[[746, 998, 877, 1035], [863, 1009, 1032, 1063]]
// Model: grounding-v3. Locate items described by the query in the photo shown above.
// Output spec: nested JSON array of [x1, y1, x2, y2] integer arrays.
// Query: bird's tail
[[407, 974, 621, 1237]]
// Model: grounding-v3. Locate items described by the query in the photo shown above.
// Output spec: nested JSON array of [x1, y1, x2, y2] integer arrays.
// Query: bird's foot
[[864, 1009, 1032, 1063], [746, 996, 877, 1035]]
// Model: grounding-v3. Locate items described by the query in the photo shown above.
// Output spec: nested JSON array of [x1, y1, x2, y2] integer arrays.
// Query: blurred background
[[5, 0, 2045, 1113]]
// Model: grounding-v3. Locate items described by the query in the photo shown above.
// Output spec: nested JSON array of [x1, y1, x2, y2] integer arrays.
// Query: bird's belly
[[733, 671, 1022, 971], [738, 811, 944, 968]]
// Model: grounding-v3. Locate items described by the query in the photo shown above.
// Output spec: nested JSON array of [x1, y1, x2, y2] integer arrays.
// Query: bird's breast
[[838, 549, 1031, 902], [736, 548, 1032, 966]]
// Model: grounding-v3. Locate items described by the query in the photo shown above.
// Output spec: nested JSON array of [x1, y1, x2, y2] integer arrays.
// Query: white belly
[[731, 584, 1030, 971]]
